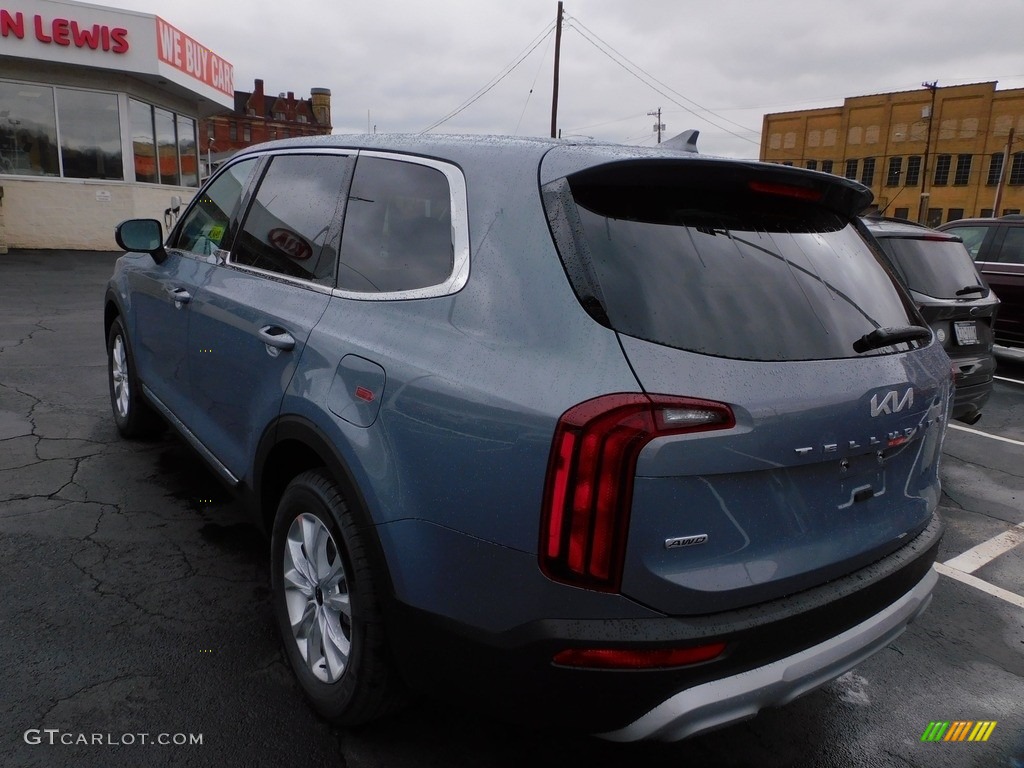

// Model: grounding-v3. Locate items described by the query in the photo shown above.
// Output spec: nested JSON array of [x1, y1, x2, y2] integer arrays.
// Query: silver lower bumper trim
[[597, 567, 938, 742]]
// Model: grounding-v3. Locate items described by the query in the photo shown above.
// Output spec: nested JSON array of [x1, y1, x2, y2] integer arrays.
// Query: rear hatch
[[541, 157, 952, 615], [872, 231, 998, 388]]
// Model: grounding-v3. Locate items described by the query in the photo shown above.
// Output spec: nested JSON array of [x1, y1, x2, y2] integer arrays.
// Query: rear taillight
[[540, 393, 735, 592]]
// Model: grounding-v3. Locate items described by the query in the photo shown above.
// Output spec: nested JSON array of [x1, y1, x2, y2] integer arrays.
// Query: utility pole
[[648, 108, 665, 144], [917, 81, 938, 225], [550, 2, 563, 139], [992, 127, 1014, 217]]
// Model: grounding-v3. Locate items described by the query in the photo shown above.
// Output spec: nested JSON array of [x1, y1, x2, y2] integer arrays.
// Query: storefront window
[[0, 82, 59, 176], [130, 98, 157, 184], [57, 88, 123, 180], [2, 81, 200, 187], [177, 115, 198, 188], [154, 107, 179, 186]]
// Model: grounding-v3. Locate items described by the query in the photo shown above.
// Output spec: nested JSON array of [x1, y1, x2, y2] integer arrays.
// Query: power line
[[565, 13, 760, 144], [421, 21, 555, 134]]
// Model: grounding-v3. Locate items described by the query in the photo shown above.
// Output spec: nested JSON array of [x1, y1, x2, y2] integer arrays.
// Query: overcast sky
[[103, 0, 1024, 158]]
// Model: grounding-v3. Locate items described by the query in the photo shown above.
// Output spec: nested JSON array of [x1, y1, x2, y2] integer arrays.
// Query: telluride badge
[[665, 534, 708, 549]]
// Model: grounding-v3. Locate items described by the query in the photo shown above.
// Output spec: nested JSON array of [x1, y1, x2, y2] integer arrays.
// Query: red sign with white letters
[[156, 16, 233, 97]]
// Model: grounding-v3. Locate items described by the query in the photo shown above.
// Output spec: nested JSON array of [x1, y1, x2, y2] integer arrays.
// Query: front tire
[[106, 317, 163, 438], [271, 469, 405, 725]]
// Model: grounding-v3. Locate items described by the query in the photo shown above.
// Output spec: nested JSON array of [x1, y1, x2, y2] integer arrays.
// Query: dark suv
[[863, 216, 998, 424], [938, 215, 1024, 349], [105, 135, 950, 741]]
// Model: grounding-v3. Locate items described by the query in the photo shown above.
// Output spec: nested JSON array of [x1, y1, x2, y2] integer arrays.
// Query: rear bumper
[[599, 567, 937, 741], [383, 513, 943, 737]]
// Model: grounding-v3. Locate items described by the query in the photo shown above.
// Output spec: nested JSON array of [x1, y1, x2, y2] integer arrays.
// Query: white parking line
[[933, 563, 1024, 609], [943, 522, 1024, 573], [948, 423, 1024, 448]]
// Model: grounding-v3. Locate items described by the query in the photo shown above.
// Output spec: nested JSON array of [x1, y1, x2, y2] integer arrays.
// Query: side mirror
[[115, 219, 168, 264]]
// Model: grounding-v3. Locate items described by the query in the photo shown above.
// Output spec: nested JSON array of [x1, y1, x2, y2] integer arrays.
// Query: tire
[[106, 317, 163, 438], [271, 468, 406, 725]]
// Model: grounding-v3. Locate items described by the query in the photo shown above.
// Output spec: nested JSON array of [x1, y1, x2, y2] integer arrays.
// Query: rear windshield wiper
[[955, 284, 987, 296], [853, 325, 931, 353]]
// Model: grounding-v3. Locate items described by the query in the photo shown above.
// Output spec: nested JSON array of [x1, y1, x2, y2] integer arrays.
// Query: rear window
[[874, 237, 985, 299], [543, 163, 922, 362]]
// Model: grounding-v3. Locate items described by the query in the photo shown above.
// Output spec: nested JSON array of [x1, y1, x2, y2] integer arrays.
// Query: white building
[[0, 0, 234, 250]]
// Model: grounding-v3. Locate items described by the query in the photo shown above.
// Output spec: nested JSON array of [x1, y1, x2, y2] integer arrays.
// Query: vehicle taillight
[[540, 393, 735, 592]]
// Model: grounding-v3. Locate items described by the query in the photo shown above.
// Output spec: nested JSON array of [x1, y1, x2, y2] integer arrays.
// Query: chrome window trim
[[331, 150, 471, 302]]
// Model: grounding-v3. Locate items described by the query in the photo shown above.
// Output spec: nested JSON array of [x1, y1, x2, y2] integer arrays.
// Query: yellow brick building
[[760, 82, 1024, 227]]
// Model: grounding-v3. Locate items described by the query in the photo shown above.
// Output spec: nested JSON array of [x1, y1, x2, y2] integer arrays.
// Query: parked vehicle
[[938, 215, 1024, 349], [863, 216, 998, 424], [105, 135, 950, 741]]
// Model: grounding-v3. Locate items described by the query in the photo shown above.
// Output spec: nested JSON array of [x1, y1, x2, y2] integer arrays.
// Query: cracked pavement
[[1, 250, 1022, 768]]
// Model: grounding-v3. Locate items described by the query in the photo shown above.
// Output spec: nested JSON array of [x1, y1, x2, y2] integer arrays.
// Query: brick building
[[760, 82, 1024, 227], [199, 78, 332, 176]]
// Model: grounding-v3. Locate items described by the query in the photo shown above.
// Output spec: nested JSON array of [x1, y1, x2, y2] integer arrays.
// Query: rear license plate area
[[954, 320, 978, 346]]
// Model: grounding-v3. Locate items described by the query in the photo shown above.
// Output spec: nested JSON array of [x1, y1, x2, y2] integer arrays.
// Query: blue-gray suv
[[105, 135, 950, 741]]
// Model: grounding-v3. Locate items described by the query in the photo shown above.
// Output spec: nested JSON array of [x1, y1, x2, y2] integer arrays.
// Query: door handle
[[258, 325, 296, 351], [166, 287, 192, 304]]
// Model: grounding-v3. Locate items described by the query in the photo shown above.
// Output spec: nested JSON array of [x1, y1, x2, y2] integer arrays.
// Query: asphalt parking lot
[[1, 250, 1022, 768]]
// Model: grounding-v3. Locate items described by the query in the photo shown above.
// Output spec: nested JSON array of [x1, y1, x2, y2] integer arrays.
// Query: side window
[[944, 226, 989, 260], [173, 158, 258, 255], [338, 156, 454, 293], [231, 153, 352, 285], [996, 227, 1024, 265]]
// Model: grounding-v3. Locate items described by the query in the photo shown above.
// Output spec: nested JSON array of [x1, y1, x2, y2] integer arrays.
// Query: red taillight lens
[[553, 642, 728, 670], [540, 394, 735, 592]]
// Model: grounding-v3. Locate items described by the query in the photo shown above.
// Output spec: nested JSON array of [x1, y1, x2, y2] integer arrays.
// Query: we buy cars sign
[[156, 16, 233, 97]]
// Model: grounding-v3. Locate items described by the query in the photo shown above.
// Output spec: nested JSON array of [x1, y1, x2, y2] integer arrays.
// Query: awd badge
[[665, 534, 708, 549]]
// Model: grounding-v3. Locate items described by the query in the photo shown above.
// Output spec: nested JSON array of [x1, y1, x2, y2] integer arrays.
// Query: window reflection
[[0, 81, 58, 176], [56, 88, 123, 180], [130, 98, 157, 184]]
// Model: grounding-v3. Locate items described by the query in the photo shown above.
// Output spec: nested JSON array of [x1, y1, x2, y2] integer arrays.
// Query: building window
[[844, 159, 858, 179], [821, 160, 833, 174], [229, 122, 237, 142], [1009, 152, 1024, 185], [806, 159, 817, 170], [0, 81, 127, 180], [927, 208, 943, 228], [980, 208, 994, 218], [987, 153, 1004, 186], [905, 156, 922, 186], [56, 87, 123, 180], [886, 157, 902, 187], [130, 99, 156, 184], [933, 155, 951, 186], [297, 115, 308, 124], [782, 161, 793, 166], [243, 125, 251, 142], [860, 157, 875, 186], [273, 111, 286, 121], [129, 98, 198, 188], [947, 208, 964, 223], [953, 154, 972, 186], [176, 114, 198, 188], [893, 207, 910, 220]]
